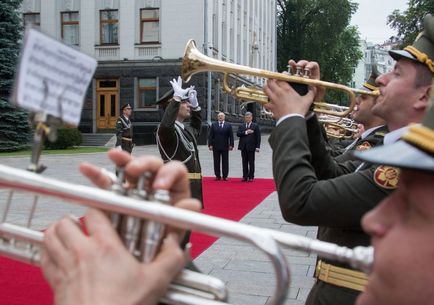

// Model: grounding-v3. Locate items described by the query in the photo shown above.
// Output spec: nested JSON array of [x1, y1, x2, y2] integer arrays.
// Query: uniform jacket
[[157, 99, 203, 204], [115, 115, 133, 152], [269, 116, 395, 260], [208, 121, 234, 151], [237, 122, 261, 152]]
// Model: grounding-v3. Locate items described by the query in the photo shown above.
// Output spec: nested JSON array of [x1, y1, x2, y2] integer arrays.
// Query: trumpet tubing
[[0, 164, 373, 305], [182, 40, 378, 118]]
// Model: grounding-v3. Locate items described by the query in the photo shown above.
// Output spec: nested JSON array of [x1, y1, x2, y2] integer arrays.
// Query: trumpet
[[0, 164, 373, 305], [319, 115, 360, 139], [182, 40, 379, 118]]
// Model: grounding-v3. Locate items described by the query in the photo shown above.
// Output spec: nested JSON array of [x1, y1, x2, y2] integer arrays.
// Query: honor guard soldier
[[263, 14, 433, 305], [156, 77, 203, 207], [115, 104, 134, 153]]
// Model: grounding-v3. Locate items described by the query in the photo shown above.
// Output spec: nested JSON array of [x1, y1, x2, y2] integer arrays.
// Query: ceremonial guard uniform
[[115, 104, 133, 153], [156, 93, 203, 206]]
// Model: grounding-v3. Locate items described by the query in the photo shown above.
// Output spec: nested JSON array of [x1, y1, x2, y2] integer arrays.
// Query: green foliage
[[0, 0, 30, 151], [0, 0, 23, 95], [276, 0, 362, 91], [387, 0, 434, 48], [0, 99, 30, 152], [44, 128, 82, 150]]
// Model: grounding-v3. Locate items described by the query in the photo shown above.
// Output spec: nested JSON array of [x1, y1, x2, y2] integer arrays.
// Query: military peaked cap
[[389, 14, 434, 73], [355, 83, 434, 171]]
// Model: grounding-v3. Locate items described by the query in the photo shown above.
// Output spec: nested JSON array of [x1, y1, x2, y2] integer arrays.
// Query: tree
[[276, 0, 362, 94], [0, 0, 30, 152], [387, 0, 434, 48]]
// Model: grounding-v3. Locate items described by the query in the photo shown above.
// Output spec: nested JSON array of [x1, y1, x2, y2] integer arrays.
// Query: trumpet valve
[[295, 66, 303, 76]]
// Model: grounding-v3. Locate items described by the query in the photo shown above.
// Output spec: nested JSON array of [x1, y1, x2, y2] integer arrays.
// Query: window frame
[[61, 11, 80, 46], [137, 77, 158, 109], [99, 9, 119, 45], [23, 12, 40, 28], [139, 8, 160, 44]]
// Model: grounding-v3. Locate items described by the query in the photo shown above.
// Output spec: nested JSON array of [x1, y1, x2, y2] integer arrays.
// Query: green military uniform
[[270, 14, 434, 304], [115, 114, 133, 153], [269, 116, 395, 305], [157, 98, 203, 206], [335, 125, 388, 162]]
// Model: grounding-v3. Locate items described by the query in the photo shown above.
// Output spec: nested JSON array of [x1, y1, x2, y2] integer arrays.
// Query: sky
[[350, 0, 409, 44]]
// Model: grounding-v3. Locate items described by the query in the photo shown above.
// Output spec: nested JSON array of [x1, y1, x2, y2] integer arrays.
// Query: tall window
[[23, 13, 40, 28], [138, 78, 157, 108], [100, 10, 118, 44], [61, 12, 79, 46], [140, 8, 159, 43]]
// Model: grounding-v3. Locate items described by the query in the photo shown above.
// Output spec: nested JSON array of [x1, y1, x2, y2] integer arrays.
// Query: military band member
[[156, 77, 203, 207], [334, 66, 388, 162], [316, 67, 387, 161], [40, 150, 201, 305], [263, 14, 433, 305], [354, 100, 434, 305], [115, 104, 134, 153]]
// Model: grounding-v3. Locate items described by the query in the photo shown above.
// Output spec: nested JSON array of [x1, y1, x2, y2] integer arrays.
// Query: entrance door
[[96, 80, 119, 129]]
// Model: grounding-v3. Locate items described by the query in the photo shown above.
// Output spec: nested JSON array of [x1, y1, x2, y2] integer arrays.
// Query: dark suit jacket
[[208, 121, 234, 151], [237, 122, 261, 152]]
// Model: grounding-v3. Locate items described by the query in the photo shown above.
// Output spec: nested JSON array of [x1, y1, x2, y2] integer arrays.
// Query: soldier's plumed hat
[[362, 65, 380, 92], [156, 88, 174, 108], [388, 14, 434, 73], [355, 84, 434, 171], [121, 103, 132, 111]]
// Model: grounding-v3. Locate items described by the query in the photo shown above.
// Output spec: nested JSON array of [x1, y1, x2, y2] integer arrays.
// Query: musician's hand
[[79, 151, 201, 237], [288, 59, 325, 102], [263, 78, 316, 119], [41, 209, 185, 305], [208, 145, 213, 151]]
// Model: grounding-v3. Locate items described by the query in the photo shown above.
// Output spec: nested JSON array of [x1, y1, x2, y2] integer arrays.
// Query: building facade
[[353, 40, 396, 89], [20, 0, 277, 144]]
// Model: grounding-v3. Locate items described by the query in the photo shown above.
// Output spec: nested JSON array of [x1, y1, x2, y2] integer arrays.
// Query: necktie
[[220, 123, 223, 128]]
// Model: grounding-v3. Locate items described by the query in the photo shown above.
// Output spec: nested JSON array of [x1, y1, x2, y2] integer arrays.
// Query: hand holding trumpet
[[263, 60, 323, 120], [41, 150, 201, 305]]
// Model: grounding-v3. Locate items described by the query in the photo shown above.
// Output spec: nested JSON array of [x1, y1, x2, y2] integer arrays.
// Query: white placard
[[13, 28, 97, 126]]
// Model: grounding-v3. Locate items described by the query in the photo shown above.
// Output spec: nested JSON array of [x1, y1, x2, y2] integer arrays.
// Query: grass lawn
[[0, 147, 109, 157]]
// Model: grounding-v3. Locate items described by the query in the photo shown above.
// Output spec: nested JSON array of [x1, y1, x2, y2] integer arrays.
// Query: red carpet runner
[[0, 177, 275, 304]]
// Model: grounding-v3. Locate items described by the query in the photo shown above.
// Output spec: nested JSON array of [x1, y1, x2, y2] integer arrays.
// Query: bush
[[44, 128, 82, 149]]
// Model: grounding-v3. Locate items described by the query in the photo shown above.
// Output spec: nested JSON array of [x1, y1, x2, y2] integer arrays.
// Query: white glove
[[188, 86, 199, 108], [169, 76, 190, 100]]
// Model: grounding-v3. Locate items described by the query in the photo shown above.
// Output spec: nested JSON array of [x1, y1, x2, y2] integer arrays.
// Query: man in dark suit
[[237, 111, 261, 182], [208, 112, 234, 181]]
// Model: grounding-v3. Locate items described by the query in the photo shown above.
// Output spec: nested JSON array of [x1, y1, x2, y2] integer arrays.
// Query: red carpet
[[0, 177, 275, 304]]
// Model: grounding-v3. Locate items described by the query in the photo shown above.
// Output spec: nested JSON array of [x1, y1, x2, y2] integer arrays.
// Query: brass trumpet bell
[[182, 39, 379, 118]]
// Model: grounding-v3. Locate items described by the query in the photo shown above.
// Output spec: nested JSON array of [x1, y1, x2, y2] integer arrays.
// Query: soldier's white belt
[[315, 260, 368, 292], [187, 173, 202, 180], [122, 137, 132, 142]]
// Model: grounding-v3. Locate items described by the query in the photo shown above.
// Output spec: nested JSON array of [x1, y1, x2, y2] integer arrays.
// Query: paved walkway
[[0, 135, 316, 305]]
